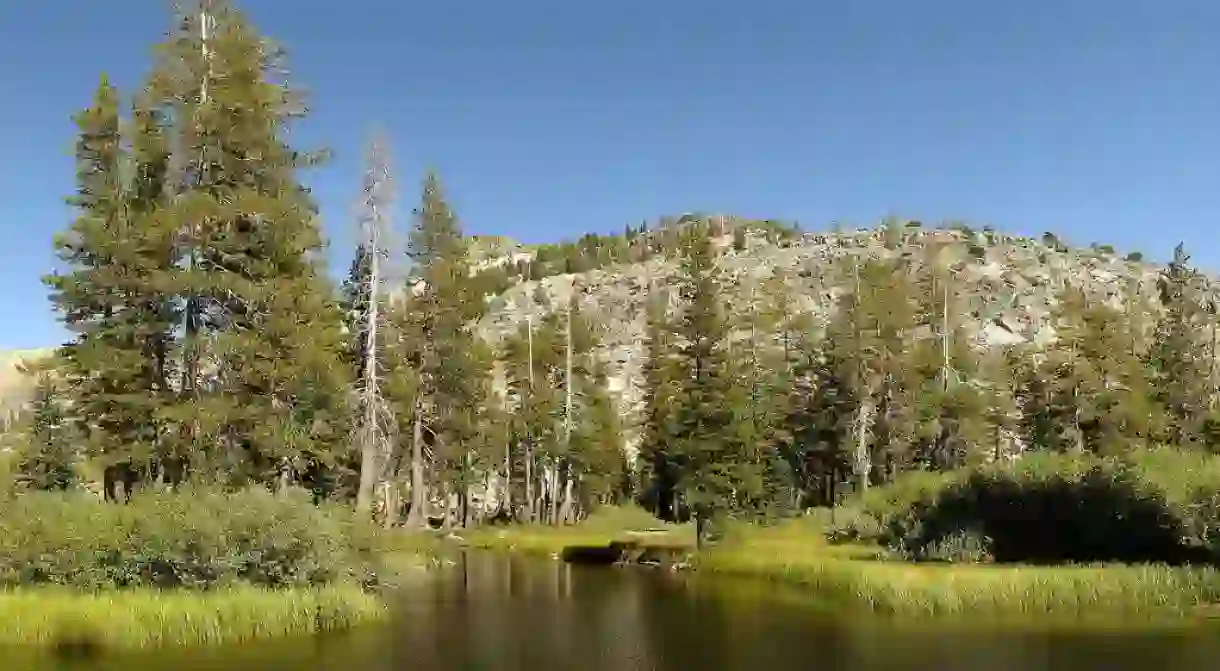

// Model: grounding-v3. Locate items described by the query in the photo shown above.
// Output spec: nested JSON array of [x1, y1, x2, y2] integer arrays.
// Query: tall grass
[[0, 584, 385, 650], [0, 486, 404, 650], [699, 519, 1220, 617]]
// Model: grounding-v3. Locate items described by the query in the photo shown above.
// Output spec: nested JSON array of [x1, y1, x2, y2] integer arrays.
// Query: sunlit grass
[[0, 584, 386, 650], [697, 517, 1220, 617], [456, 505, 694, 556]]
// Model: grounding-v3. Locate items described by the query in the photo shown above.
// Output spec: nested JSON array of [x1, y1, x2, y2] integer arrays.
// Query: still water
[[17, 553, 1220, 671]]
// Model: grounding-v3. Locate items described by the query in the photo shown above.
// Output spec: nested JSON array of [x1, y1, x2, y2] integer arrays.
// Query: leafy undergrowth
[[0, 584, 385, 650], [0, 486, 406, 651], [456, 505, 694, 556], [0, 486, 384, 590]]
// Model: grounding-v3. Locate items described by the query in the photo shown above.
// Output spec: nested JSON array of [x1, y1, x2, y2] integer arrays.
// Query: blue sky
[[1, 0, 1218, 349]]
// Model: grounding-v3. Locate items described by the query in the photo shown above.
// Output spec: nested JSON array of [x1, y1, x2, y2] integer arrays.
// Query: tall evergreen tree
[[11, 363, 78, 492], [669, 224, 756, 545], [148, 1, 352, 487], [45, 76, 176, 499], [395, 172, 483, 528], [1150, 243, 1210, 448], [637, 284, 683, 520]]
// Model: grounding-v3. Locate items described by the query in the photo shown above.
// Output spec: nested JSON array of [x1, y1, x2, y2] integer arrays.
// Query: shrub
[[0, 486, 382, 590], [881, 450, 1220, 566], [824, 506, 883, 544], [914, 528, 994, 563]]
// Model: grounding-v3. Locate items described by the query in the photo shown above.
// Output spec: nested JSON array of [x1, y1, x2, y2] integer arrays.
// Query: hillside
[[0, 348, 54, 431], [470, 221, 1193, 456]]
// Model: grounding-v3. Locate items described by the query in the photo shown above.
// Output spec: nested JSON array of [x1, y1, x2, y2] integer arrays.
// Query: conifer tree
[[11, 365, 77, 492], [340, 244, 373, 374], [637, 284, 682, 520], [1150, 243, 1210, 448], [502, 310, 561, 523], [669, 224, 755, 544], [395, 172, 483, 528], [825, 255, 917, 492], [139, 2, 353, 487], [45, 76, 176, 498], [574, 362, 629, 509]]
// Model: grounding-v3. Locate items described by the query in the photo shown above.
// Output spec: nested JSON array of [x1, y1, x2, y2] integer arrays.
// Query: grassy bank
[[0, 584, 385, 650], [0, 486, 415, 650], [696, 519, 1220, 617], [450, 503, 1220, 618], [456, 505, 693, 557]]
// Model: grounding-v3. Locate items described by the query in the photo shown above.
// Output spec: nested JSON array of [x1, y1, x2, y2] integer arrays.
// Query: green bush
[[824, 506, 883, 544], [0, 486, 382, 590], [879, 450, 1220, 566], [915, 528, 994, 563]]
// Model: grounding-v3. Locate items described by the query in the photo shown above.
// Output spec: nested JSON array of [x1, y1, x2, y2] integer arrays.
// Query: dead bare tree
[[353, 131, 397, 516]]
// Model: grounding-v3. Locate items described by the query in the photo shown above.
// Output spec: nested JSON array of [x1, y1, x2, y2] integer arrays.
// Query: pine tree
[[340, 244, 373, 374], [1048, 286, 1161, 455], [148, 2, 352, 488], [502, 311, 561, 523], [907, 242, 986, 470], [977, 347, 1022, 463], [669, 223, 754, 545], [45, 76, 174, 499], [12, 364, 78, 492], [1150, 243, 1210, 448], [395, 172, 483, 528], [637, 283, 682, 520], [825, 255, 918, 492], [574, 362, 629, 509]]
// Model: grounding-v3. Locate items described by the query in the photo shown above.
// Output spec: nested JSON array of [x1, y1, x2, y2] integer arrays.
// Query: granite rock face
[[472, 225, 1193, 460]]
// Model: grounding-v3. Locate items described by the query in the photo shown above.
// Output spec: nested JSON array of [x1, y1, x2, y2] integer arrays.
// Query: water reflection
[[19, 553, 1220, 671]]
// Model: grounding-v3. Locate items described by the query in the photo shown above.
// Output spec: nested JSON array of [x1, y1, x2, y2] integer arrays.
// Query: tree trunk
[[503, 437, 513, 517], [439, 484, 452, 532], [382, 481, 397, 529], [853, 395, 875, 494], [549, 466, 561, 525], [356, 434, 379, 514], [524, 444, 535, 523], [558, 464, 576, 525], [405, 404, 428, 529]]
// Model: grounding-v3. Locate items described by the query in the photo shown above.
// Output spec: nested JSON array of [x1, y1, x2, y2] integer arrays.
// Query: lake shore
[[0, 583, 386, 650], [446, 511, 1220, 618], [0, 487, 440, 652]]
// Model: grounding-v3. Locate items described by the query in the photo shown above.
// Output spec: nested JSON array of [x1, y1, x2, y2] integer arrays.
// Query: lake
[[17, 552, 1220, 670]]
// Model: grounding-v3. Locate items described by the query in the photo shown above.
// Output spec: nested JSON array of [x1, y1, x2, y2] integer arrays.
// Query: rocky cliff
[[473, 223, 1194, 458]]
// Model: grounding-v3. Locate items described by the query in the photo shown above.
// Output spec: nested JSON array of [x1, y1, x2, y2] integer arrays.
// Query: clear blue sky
[[1, 0, 1218, 349]]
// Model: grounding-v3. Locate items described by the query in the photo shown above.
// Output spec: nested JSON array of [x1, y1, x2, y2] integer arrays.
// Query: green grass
[[697, 517, 1220, 618], [428, 504, 1220, 618], [455, 505, 694, 556], [0, 584, 387, 650]]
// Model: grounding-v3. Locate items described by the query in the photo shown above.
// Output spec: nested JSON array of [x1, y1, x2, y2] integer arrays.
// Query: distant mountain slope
[[471, 222, 1190, 457], [0, 348, 54, 431]]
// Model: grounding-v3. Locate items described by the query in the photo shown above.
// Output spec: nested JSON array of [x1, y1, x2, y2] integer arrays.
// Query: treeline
[[469, 215, 802, 296], [6, 0, 636, 530], [635, 225, 1220, 544]]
